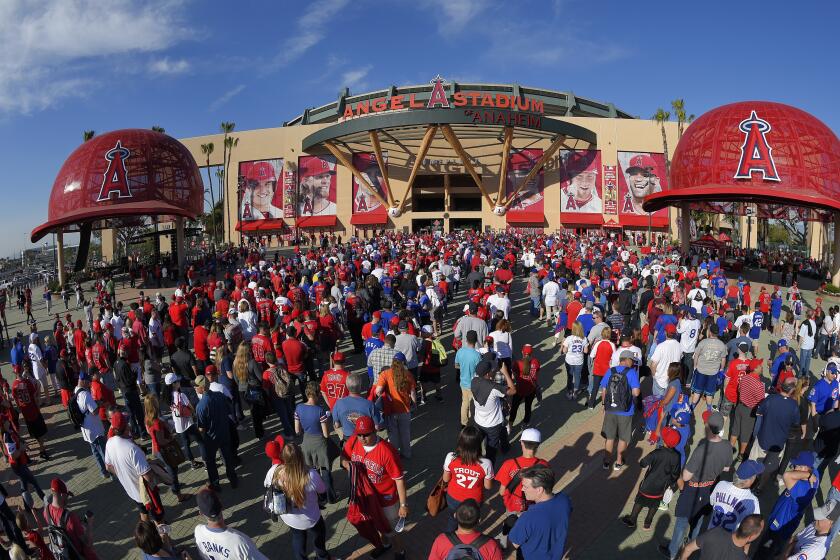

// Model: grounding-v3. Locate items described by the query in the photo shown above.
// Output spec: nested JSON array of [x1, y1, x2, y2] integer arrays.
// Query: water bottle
[[394, 515, 406, 533]]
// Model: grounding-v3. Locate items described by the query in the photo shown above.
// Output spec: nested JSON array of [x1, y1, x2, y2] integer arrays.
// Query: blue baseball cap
[[790, 450, 816, 469], [736, 460, 765, 480], [777, 339, 788, 348], [78, 371, 89, 381], [826, 363, 838, 375], [393, 352, 407, 363]]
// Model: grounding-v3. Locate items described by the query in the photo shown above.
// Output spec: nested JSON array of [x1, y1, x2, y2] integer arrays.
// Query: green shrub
[[823, 284, 840, 294]]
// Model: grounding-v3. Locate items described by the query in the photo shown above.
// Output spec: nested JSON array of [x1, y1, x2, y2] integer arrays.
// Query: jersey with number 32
[[708, 480, 760, 531]]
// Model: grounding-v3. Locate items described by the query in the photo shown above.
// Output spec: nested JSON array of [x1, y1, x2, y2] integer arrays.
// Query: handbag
[[425, 476, 447, 517], [160, 439, 185, 468]]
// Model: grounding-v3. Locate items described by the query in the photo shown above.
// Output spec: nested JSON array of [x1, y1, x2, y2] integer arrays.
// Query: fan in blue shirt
[[808, 365, 840, 415]]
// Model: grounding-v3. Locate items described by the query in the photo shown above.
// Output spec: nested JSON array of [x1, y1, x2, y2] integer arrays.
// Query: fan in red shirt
[[510, 345, 540, 427], [251, 324, 273, 365], [320, 352, 349, 410], [724, 343, 756, 405], [442, 426, 494, 529], [341, 416, 408, 557], [281, 326, 308, 380], [43, 477, 98, 560], [495, 428, 550, 544], [73, 322, 87, 363], [428, 499, 502, 560], [256, 292, 276, 324]]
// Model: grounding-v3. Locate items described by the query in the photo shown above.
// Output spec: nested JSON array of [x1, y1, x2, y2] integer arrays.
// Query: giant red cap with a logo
[[245, 161, 277, 183], [643, 101, 840, 220], [31, 129, 203, 242], [300, 157, 335, 179]]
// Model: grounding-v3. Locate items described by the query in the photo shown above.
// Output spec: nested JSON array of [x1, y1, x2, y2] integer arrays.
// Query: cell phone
[[394, 516, 406, 533]]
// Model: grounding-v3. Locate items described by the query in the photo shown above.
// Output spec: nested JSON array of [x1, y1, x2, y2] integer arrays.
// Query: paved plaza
[[2, 268, 839, 559]]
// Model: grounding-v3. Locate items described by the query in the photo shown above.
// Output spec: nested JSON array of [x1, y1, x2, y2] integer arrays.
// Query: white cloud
[[148, 57, 191, 75], [484, 23, 627, 68], [209, 85, 245, 111], [340, 65, 373, 92], [0, 0, 192, 113], [270, 0, 349, 69], [421, 0, 489, 34]]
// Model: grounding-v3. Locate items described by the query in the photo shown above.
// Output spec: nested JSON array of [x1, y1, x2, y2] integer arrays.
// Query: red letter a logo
[[97, 140, 133, 201], [426, 75, 450, 109], [733, 111, 780, 182]]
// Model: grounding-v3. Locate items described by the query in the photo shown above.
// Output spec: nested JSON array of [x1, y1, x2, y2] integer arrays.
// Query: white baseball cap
[[164, 373, 180, 385], [521, 428, 542, 443]]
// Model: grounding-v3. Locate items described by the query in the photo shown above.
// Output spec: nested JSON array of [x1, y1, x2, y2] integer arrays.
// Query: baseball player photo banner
[[238, 158, 284, 221], [297, 155, 337, 217], [603, 164, 618, 216], [352, 152, 388, 216], [282, 166, 296, 219], [505, 148, 545, 222], [617, 151, 669, 226], [560, 150, 602, 218]]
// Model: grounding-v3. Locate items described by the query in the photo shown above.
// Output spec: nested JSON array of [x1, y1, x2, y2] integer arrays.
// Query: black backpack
[[67, 388, 86, 430], [45, 507, 83, 560], [444, 532, 490, 560], [604, 367, 632, 412]]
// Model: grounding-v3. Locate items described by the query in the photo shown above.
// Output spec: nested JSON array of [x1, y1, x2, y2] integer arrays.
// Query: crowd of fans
[[0, 229, 837, 560]]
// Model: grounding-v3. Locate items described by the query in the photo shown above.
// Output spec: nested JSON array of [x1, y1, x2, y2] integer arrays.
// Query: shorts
[[731, 403, 757, 443], [720, 396, 736, 417], [602, 413, 633, 443], [25, 413, 48, 440], [691, 372, 718, 396], [382, 502, 399, 533]]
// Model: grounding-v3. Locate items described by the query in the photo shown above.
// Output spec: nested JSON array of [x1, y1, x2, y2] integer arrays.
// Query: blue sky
[[1, 0, 838, 257]]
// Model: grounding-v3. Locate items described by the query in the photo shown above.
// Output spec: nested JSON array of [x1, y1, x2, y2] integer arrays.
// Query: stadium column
[[56, 230, 66, 289], [832, 212, 840, 287], [176, 217, 186, 272], [680, 202, 691, 254]]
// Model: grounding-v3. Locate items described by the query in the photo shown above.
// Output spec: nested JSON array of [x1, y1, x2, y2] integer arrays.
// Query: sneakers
[[614, 463, 625, 471], [620, 515, 636, 528], [191, 460, 204, 470]]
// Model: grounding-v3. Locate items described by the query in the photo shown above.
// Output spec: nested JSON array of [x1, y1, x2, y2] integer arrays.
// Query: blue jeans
[[179, 424, 205, 463], [272, 395, 295, 436], [566, 363, 583, 392], [445, 493, 462, 532], [290, 516, 329, 560], [11, 464, 44, 500], [153, 451, 181, 494], [89, 435, 107, 476], [203, 437, 237, 488], [668, 515, 703, 559], [816, 335, 830, 360], [827, 486, 840, 550], [652, 381, 667, 399], [800, 348, 813, 378]]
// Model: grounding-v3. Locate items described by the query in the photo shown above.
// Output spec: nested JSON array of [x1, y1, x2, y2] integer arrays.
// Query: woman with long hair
[[489, 318, 513, 372], [295, 381, 337, 504], [509, 344, 539, 428], [781, 310, 797, 348], [561, 321, 588, 400], [237, 299, 257, 342], [653, 362, 684, 440], [442, 426, 494, 532], [374, 356, 417, 459], [143, 394, 189, 502], [232, 342, 266, 438], [271, 442, 336, 560]]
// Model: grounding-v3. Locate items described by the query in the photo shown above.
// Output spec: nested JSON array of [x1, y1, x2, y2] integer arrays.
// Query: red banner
[[603, 165, 618, 216], [297, 155, 337, 217], [617, 152, 669, 227], [505, 149, 544, 223], [238, 158, 284, 221], [560, 150, 602, 220], [352, 152, 388, 222]]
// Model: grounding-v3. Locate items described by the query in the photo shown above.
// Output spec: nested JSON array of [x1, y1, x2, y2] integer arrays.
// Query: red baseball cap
[[301, 157, 335, 179], [205, 364, 218, 375], [626, 154, 658, 173], [661, 427, 680, 448], [246, 161, 276, 182], [522, 344, 533, 355], [332, 351, 345, 362], [111, 411, 127, 432], [354, 415, 375, 436], [264, 441, 283, 465], [50, 478, 73, 496], [665, 323, 677, 334]]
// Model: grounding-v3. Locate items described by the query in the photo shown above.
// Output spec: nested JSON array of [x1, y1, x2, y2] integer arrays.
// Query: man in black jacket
[[113, 348, 147, 438]]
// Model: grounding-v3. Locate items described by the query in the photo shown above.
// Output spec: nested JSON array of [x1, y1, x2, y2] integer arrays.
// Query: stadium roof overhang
[[301, 106, 597, 215]]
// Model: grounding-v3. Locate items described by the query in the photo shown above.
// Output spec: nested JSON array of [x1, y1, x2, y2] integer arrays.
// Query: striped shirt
[[738, 373, 765, 408]]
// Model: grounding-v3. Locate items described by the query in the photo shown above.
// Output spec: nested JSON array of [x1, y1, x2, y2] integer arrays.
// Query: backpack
[[269, 366, 292, 398], [45, 507, 83, 560], [67, 388, 86, 430], [444, 532, 490, 560], [603, 367, 632, 412], [430, 338, 448, 367]]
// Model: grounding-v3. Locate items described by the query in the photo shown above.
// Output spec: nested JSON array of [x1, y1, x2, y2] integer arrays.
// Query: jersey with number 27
[[444, 452, 494, 503], [708, 480, 760, 531]]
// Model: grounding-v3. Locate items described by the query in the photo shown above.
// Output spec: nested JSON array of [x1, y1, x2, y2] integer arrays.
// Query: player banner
[[297, 155, 337, 217], [238, 158, 284, 221], [505, 149, 544, 221], [352, 152, 388, 216], [560, 150, 602, 217], [282, 166, 296, 218], [617, 151, 669, 226], [603, 164, 618, 216]]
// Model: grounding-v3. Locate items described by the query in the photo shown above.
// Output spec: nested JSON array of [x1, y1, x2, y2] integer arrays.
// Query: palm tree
[[201, 143, 217, 242], [151, 126, 166, 133], [670, 99, 695, 142], [83, 130, 95, 142], [220, 122, 235, 242], [652, 108, 671, 177]]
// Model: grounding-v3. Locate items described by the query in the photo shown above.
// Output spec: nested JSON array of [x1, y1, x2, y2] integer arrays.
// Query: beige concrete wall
[[179, 115, 685, 241]]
